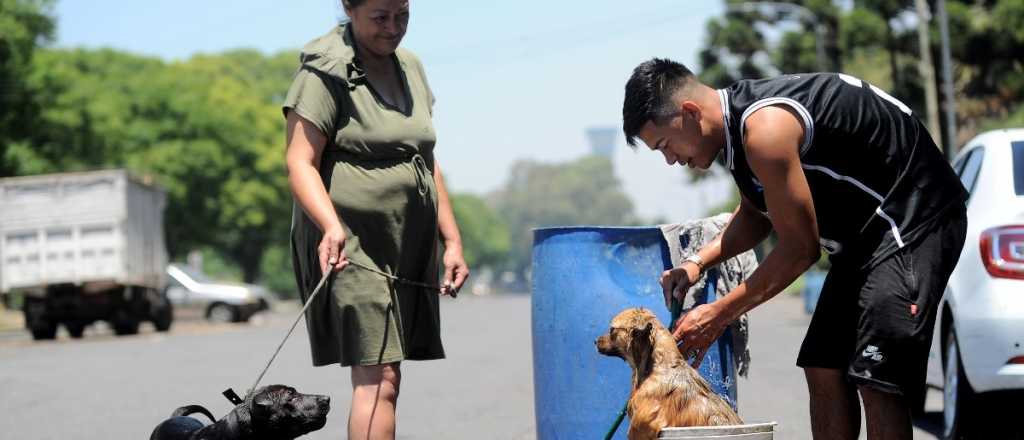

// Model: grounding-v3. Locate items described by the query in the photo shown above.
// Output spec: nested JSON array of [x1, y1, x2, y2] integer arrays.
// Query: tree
[[700, 0, 1024, 151], [0, 0, 54, 176], [17, 47, 300, 283], [493, 155, 636, 278], [450, 193, 511, 271]]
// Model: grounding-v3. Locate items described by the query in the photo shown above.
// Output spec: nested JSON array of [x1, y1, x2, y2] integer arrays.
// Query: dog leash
[[603, 299, 684, 440], [224, 260, 449, 404]]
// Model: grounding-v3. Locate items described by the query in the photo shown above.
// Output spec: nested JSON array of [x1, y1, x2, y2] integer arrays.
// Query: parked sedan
[[164, 263, 271, 323], [925, 128, 1024, 439]]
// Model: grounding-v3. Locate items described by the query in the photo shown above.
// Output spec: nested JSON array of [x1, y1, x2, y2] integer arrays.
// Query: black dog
[[150, 385, 330, 440]]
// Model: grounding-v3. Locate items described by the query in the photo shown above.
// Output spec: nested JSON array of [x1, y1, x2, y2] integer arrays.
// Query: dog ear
[[629, 321, 656, 380]]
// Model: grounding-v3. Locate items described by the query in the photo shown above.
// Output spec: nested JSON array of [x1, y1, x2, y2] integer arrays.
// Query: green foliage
[[450, 193, 511, 270], [701, 0, 1024, 151], [493, 155, 636, 276], [980, 102, 1024, 132], [10, 45, 302, 283], [0, 0, 54, 176], [259, 243, 298, 298], [840, 8, 887, 52], [774, 30, 818, 73]]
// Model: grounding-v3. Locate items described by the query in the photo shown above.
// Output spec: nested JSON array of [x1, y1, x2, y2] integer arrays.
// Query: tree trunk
[[915, 0, 942, 144], [885, 19, 901, 88], [824, 14, 842, 72]]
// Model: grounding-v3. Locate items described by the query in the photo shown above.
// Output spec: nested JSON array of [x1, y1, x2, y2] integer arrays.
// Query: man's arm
[[674, 104, 821, 363], [662, 195, 773, 306], [700, 195, 774, 268]]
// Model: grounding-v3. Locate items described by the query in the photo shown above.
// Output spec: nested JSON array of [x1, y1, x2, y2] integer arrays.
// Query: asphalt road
[[0, 292, 948, 439]]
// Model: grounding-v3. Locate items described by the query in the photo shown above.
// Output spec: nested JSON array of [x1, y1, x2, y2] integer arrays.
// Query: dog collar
[[223, 388, 245, 406]]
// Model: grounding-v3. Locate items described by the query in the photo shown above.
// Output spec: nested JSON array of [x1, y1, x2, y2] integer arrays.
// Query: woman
[[283, 1, 469, 438]]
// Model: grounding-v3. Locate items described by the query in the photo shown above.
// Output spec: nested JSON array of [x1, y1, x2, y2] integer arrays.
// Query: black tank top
[[720, 73, 967, 268]]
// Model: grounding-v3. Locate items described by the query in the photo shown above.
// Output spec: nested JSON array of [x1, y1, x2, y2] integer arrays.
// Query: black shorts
[[796, 210, 967, 395]]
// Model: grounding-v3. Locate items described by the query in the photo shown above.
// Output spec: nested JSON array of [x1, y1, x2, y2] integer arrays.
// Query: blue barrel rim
[[533, 225, 663, 232], [533, 226, 665, 241]]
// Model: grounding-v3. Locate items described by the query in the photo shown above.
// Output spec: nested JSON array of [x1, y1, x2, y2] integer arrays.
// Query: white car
[[925, 128, 1024, 439], [165, 263, 271, 323]]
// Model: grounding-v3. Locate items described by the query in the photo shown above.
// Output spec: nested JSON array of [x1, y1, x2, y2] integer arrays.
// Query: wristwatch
[[682, 254, 705, 273]]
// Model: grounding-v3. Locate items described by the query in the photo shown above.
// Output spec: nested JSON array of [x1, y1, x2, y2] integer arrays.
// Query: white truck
[[0, 170, 173, 339]]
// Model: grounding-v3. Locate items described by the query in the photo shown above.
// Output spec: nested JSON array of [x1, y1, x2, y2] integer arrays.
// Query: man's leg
[[804, 367, 861, 440], [860, 386, 912, 440], [349, 362, 401, 440]]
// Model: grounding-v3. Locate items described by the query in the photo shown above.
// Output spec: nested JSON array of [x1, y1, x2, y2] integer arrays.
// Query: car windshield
[[174, 264, 212, 283], [1014, 141, 1024, 196]]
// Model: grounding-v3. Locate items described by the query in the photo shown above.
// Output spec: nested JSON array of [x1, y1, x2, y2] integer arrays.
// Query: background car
[[164, 263, 271, 323], [924, 128, 1024, 439]]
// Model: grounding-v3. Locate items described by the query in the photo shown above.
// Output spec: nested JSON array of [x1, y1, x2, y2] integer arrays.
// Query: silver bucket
[[658, 422, 777, 439]]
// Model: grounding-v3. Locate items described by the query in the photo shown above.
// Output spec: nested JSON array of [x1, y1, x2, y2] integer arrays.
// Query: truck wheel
[[64, 322, 86, 339], [24, 298, 57, 340], [30, 321, 58, 340], [207, 303, 238, 323], [150, 293, 173, 332], [112, 318, 140, 335], [112, 307, 140, 335]]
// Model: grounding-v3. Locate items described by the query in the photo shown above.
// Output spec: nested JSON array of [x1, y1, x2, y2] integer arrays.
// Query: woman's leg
[[349, 362, 401, 440]]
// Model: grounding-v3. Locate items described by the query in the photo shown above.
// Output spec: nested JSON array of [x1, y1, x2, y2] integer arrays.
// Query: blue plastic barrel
[[531, 226, 737, 440], [802, 270, 827, 314]]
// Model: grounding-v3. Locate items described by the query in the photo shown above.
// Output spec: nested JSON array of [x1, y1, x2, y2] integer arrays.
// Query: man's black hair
[[622, 58, 696, 148]]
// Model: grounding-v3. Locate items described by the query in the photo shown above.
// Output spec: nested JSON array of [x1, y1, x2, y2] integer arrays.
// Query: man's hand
[[659, 262, 701, 309], [672, 302, 729, 368]]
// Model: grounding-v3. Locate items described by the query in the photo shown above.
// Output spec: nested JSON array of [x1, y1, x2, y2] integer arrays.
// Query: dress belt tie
[[410, 153, 430, 198]]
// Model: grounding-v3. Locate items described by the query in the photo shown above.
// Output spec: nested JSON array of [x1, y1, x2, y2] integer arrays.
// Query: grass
[[0, 303, 24, 331]]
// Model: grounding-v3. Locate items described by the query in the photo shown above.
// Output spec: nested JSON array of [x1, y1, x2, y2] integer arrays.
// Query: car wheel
[[207, 303, 238, 323], [943, 329, 975, 440]]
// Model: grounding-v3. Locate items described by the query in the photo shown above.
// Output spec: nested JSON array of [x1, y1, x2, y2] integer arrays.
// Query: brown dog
[[595, 307, 742, 439]]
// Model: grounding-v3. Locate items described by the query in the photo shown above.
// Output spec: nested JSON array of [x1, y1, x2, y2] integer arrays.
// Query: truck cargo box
[[0, 170, 168, 293]]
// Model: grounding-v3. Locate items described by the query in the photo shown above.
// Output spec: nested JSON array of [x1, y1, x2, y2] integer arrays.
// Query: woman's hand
[[659, 262, 701, 309], [441, 244, 469, 297], [318, 225, 349, 274]]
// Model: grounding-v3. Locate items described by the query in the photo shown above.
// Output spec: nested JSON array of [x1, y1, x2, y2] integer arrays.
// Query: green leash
[[604, 299, 684, 440]]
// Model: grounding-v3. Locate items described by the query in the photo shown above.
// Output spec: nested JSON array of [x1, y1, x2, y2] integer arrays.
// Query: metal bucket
[[659, 422, 777, 439]]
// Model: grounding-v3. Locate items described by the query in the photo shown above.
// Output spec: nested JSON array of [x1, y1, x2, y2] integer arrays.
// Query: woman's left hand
[[441, 244, 469, 297]]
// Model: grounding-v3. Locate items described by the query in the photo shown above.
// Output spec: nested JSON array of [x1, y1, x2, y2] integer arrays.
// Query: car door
[[926, 146, 985, 388]]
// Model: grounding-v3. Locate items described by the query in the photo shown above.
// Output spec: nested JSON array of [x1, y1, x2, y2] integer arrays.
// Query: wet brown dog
[[595, 308, 742, 440]]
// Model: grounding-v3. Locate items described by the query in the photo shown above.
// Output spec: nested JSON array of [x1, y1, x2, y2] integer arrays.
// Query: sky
[[52, 0, 735, 223]]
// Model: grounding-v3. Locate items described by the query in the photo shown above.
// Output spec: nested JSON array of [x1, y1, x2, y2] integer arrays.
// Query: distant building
[[586, 127, 618, 158]]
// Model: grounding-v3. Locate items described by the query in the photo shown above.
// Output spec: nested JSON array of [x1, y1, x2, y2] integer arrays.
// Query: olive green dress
[[284, 24, 444, 367]]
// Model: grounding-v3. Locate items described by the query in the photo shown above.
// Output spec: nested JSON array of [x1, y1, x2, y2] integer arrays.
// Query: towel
[[660, 213, 757, 377]]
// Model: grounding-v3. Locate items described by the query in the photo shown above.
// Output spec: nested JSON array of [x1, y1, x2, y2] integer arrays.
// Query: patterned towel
[[661, 213, 757, 377]]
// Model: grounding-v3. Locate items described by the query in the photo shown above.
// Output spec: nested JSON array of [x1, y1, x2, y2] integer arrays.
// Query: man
[[621, 58, 967, 440]]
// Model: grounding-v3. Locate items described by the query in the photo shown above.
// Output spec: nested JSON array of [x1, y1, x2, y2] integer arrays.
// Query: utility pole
[[915, 0, 941, 146], [937, 0, 958, 160]]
